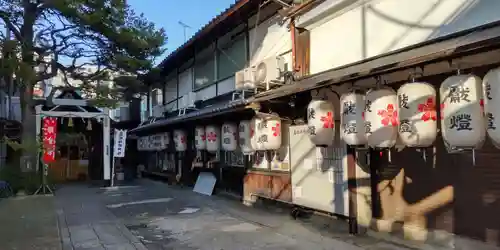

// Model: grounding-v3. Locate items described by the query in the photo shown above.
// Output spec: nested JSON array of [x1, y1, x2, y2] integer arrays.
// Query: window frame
[[216, 32, 247, 81], [193, 44, 216, 91], [151, 88, 163, 107]]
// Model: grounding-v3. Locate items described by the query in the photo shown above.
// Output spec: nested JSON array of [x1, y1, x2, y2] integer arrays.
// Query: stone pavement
[[55, 185, 147, 250], [101, 179, 412, 250], [0, 195, 61, 250]]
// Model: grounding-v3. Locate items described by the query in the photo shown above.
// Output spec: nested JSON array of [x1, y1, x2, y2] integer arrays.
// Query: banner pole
[[110, 156, 115, 187]]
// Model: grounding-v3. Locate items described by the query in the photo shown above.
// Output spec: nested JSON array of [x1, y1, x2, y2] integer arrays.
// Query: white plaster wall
[[248, 14, 292, 66], [305, 0, 500, 74]]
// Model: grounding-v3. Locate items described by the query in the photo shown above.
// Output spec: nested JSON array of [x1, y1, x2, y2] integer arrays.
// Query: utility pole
[[178, 21, 191, 42]]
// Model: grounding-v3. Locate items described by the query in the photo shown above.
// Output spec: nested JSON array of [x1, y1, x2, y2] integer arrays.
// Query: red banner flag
[[42, 117, 58, 163]]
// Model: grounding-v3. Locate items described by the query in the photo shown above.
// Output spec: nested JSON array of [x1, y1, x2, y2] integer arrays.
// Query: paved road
[[98, 180, 406, 250], [55, 185, 147, 250]]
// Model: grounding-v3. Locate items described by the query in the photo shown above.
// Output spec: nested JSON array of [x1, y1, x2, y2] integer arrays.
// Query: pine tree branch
[[0, 10, 23, 42]]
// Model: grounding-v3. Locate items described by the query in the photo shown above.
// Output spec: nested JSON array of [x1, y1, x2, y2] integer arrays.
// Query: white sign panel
[[113, 129, 127, 158]]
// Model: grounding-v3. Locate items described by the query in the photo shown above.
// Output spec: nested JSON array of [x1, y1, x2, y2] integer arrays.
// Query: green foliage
[[0, 0, 167, 107], [3, 136, 41, 154], [0, 165, 41, 195]]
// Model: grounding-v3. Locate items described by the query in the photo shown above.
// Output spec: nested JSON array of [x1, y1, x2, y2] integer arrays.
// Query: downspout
[[290, 17, 299, 73], [287, 0, 320, 74]]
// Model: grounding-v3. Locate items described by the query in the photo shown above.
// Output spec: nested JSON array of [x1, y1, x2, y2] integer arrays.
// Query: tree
[[0, 0, 166, 171]]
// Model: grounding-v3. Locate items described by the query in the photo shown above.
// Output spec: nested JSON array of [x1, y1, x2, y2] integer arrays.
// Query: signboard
[[113, 129, 127, 158], [42, 117, 58, 163], [152, 134, 162, 151]]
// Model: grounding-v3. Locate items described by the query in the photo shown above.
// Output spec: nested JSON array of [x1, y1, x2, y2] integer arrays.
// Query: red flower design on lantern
[[480, 98, 485, 116], [207, 132, 217, 142], [201, 135, 206, 141], [418, 97, 437, 121], [377, 104, 398, 126], [250, 128, 254, 137], [272, 123, 281, 137], [179, 136, 185, 144], [320, 112, 334, 129]]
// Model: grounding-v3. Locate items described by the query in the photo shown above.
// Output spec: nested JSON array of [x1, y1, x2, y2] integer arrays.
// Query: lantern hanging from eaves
[[397, 82, 437, 147], [365, 88, 398, 148], [238, 120, 254, 154], [251, 115, 282, 151], [194, 126, 206, 150], [222, 123, 238, 151], [482, 67, 500, 148], [440, 73, 485, 151], [307, 99, 335, 147], [261, 115, 282, 151], [340, 91, 367, 146], [205, 125, 220, 152], [250, 117, 263, 151], [173, 130, 187, 152]]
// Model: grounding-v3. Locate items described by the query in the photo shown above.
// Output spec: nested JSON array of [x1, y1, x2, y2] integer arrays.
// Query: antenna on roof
[[178, 21, 192, 42]]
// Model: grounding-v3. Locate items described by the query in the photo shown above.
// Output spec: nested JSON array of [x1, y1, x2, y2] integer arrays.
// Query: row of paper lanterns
[[137, 116, 283, 153], [137, 133, 169, 151], [307, 68, 500, 149]]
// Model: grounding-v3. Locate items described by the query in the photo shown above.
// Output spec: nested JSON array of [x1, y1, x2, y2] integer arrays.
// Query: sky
[[127, 0, 237, 64]]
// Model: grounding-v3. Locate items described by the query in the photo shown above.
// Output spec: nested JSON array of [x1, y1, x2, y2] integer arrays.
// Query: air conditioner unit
[[178, 91, 198, 116], [252, 56, 286, 91], [180, 91, 197, 108], [235, 68, 256, 90]]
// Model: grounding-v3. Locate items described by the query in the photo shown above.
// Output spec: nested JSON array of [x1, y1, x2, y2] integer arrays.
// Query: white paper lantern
[[205, 125, 220, 152], [250, 117, 262, 151], [173, 130, 187, 152], [365, 88, 398, 148], [253, 115, 282, 151], [222, 123, 238, 151], [483, 68, 500, 147], [194, 126, 206, 150], [307, 99, 335, 146], [340, 91, 367, 146], [397, 82, 437, 147], [238, 120, 254, 154], [440, 74, 485, 148]]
